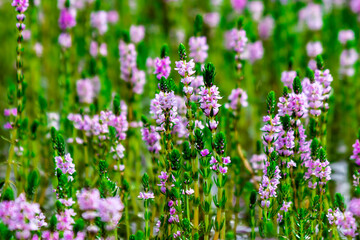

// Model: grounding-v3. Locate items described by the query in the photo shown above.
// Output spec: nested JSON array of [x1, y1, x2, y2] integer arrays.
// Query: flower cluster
[[3, 108, 17, 129], [314, 69, 333, 109], [199, 86, 222, 130], [150, 91, 179, 130], [68, 108, 128, 141], [189, 36, 209, 64], [154, 56, 171, 80], [298, 3, 323, 31], [225, 28, 248, 54], [12, 0, 29, 13], [350, 139, 360, 165], [55, 153, 76, 181], [210, 156, 231, 174], [225, 88, 248, 114], [303, 78, 324, 117], [141, 125, 161, 154], [277, 201, 292, 223], [59, 8, 76, 30], [77, 188, 124, 232], [76, 76, 101, 104], [90, 41, 107, 57], [261, 115, 282, 154], [327, 208, 357, 237], [258, 160, 282, 208], [130, 25, 145, 44], [90, 11, 108, 35], [340, 48, 358, 77], [241, 41, 264, 63], [0, 193, 46, 239], [306, 41, 323, 70], [175, 58, 196, 96], [119, 40, 146, 94]]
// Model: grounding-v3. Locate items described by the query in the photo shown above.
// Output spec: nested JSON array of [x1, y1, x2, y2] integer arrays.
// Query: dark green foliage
[[202, 63, 216, 88], [266, 91, 276, 115]]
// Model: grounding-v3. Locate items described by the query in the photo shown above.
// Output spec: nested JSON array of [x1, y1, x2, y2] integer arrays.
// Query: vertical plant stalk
[[4, 6, 27, 193]]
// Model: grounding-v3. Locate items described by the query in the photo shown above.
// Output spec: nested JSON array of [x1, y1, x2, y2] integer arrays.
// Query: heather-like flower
[[248, 1, 264, 21], [327, 208, 357, 237], [299, 3, 323, 31], [231, 0, 247, 12], [58, 33, 72, 48], [199, 85, 222, 117], [259, 161, 281, 208], [141, 125, 161, 154], [258, 16, 274, 40], [107, 10, 119, 23], [90, 11, 108, 35], [225, 88, 248, 113], [204, 12, 220, 27], [306, 41, 323, 58], [276, 128, 295, 157], [261, 115, 282, 154], [338, 30, 355, 44], [349, 198, 360, 216], [154, 56, 171, 80], [175, 58, 196, 97], [350, 139, 360, 165], [138, 192, 155, 199], [314, 69, 333, 109], [33, 42, 43, 57], [189, 36, 209, 63], [250, 153, 266, 171], [0, 193, 46, 238], [56, 208, 76, 231], [225, 28, 248, 54], [90, 41, 107, 57], [58, 8, 76, 30], [241, 41, 264, 63], [340, 49, 358, 77], [12, 0, 29, 13], [303, 78, 324, 117], [77, 188, 100, 212], [150, 91, 179, 130], [200, 149, 210, 157], [76, 77, 101, 104], [119, 40, 146, 94], [98, 197, 124, 230], [350, 0, 360, 14], [55, 153, 76, 181], [130, 25, 145, 43]]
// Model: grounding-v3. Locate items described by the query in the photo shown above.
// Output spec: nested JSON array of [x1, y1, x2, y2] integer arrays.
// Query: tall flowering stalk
[[150, 76, 179, 237], [4, 0, 30, 193], [175, 43, 200, 234], [199, 63, 229, 239]]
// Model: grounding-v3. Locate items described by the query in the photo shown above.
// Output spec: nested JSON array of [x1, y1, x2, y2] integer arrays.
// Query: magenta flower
[[231, 0, 247, 12], [58, 8, 76, 30], [200, 149, 210, 157], [350, 139, 360, 165], [12, 0, 29, 13], [154, 56, 171, 80]]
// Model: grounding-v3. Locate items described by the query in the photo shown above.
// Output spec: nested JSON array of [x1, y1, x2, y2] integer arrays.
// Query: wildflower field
[[1, 0, 360, 239]]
